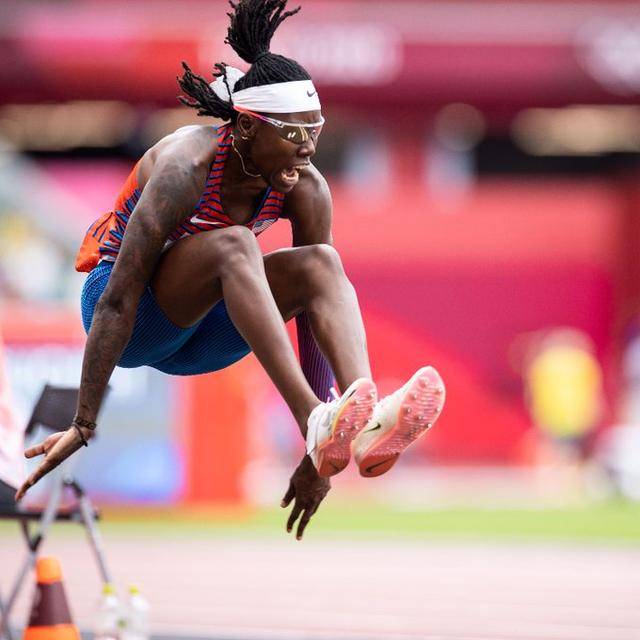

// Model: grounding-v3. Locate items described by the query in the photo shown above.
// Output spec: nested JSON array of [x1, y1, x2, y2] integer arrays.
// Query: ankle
[[294, 398, 322, 438]]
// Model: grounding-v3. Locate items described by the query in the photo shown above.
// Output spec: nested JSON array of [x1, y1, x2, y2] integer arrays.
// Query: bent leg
[[151, 227, 318, 431], [262, 245, 371, 391]]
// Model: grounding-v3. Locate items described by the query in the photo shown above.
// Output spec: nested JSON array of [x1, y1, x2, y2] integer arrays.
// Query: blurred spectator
[[524, 328, 604, 453], [0, 328, 24, 505], [518, 328, 606, 502]]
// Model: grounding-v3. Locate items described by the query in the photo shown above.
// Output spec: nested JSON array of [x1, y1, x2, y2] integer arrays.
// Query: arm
[[286, 168, 336, 401], [76, 149, 207, 423], [280, 168, 334, 539], [16, 141, 209, 500]]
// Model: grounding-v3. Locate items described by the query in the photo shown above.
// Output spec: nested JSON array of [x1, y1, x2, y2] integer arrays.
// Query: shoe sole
[[356, 367, 445, 478], [315, 379, 377, 478]]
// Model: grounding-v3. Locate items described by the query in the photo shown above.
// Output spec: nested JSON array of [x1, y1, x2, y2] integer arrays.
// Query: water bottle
[[94, 583, 122, 640], [121, 584, 150, 640]]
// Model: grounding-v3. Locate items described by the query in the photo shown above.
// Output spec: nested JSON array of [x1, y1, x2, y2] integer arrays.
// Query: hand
[[281, 455, 330, 540], [15, 427, 91, 501]]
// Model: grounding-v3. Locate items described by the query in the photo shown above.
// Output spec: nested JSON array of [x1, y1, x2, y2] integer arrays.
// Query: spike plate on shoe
[[314, 379, 378, 478], [354, 366, 445, 478]]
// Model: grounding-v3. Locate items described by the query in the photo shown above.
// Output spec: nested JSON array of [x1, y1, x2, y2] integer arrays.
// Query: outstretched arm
[[16, 143, 209, 500]]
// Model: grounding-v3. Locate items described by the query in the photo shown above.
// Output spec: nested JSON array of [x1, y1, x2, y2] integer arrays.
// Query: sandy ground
[[1, 526, 639, 640]]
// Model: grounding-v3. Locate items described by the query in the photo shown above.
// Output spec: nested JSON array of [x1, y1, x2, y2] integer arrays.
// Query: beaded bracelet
[[72, 423, 89, 447], [72, 417, 97, 447]]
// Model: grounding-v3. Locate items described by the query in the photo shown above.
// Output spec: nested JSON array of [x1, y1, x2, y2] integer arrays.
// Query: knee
[[290, 244, 349, 301], [213, 226, 262, 271], [299, 243, 345, 279]]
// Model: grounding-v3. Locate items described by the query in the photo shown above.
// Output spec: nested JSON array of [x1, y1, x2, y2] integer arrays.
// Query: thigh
[[149, 246, 321, 376], [151, 229, 319, 328], [150, 230, 232, 328], [262, 246, 318, 320]]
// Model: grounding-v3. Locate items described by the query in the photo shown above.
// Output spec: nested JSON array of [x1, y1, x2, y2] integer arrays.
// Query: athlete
[[15, 0, 445, 539]]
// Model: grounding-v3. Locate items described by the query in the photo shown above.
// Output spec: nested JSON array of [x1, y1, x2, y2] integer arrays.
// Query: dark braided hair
[[178, 0, 311, 122]]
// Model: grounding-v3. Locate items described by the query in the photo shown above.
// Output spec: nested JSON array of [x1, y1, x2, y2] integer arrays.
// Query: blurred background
[[1, 1, 640, 639]]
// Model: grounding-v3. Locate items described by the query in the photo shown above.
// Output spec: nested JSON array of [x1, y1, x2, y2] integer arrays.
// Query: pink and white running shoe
[[352, 366, 445, 477], [306, 378, 377, 478]]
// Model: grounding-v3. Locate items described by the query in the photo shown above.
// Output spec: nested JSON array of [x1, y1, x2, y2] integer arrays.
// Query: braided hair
[[178, 0, 311, 122]]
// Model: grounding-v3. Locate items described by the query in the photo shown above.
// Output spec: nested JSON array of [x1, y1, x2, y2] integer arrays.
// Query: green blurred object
[[22, 501, 636, 544]]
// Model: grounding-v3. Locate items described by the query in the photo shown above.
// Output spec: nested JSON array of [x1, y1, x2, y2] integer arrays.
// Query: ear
[[237, 113, 259, 140]]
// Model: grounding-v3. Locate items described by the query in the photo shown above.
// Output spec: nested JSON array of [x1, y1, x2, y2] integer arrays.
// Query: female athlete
[[15, 0, 445, 539]]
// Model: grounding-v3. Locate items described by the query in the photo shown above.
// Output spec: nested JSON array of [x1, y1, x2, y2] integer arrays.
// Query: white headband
[[210, 67, 321, 114]]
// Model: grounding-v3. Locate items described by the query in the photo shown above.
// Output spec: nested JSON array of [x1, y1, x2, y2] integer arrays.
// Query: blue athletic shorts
[[80, 261, 251, 376]]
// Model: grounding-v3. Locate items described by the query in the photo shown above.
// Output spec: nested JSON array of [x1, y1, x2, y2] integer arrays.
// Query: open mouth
[[279, 164, 309, 187]]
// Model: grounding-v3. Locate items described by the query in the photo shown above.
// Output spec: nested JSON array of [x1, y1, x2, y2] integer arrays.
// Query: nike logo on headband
[[307, 90, 317, 97]]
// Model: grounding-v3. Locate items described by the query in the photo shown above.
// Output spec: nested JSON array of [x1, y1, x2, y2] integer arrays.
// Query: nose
[[297, 137, 316, 158]]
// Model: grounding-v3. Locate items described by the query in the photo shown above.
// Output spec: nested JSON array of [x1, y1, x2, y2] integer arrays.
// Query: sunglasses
[[234, 107, 324, 145]]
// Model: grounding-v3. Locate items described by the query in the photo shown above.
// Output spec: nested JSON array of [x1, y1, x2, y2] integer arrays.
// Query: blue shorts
[[80, 261, 251, 376]]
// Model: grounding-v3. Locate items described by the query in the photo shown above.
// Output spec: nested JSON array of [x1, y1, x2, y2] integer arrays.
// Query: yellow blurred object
[[527, 343, 603, 439]]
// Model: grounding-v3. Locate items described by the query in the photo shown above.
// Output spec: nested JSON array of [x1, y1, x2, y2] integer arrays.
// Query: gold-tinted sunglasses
[[234, 106, 324, 145]]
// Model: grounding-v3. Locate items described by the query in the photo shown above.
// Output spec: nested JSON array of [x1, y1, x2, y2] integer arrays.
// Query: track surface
[[1, 532, 639, 640]]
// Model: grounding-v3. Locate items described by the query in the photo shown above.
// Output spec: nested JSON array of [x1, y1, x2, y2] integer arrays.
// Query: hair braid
[[178, 0, 311, 121], [177, 62, 235, 121]]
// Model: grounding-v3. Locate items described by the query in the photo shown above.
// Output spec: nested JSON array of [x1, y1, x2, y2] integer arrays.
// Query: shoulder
[[282, 164, 331, 220], [137, 124, 220, 188]]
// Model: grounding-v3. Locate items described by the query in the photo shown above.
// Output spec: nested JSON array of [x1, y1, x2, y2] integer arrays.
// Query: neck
[[230, 135, 264, 181], [222, 136, 267, 195]]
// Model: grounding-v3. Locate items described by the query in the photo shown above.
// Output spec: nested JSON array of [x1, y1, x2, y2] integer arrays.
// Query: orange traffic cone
[[24, 557, 80, 640]]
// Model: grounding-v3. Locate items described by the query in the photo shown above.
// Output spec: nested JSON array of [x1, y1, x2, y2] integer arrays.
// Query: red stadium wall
[[260, 177, 625, 463], [19, 164, 633, 501], [3, 0, 639, 110]]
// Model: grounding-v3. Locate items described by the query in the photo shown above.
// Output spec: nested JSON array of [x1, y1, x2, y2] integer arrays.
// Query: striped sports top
[[75, 124, 285, 273]]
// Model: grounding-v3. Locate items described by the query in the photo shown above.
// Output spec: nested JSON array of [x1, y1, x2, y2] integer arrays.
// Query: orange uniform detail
[[75, 124, 285, 273]]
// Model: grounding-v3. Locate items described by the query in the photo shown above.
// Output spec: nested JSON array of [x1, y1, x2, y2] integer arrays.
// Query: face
[[237, 110, 322, 193]]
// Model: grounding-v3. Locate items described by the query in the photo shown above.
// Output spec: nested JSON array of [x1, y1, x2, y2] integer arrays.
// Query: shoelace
[[317, 387, 341, 434], [309, 387, 342, 444], [371, 393, 393, 421], [368, 383, 407, 426]]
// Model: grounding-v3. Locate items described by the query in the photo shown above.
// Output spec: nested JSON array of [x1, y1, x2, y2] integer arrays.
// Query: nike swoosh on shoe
[[362, 422, 383, 434], [355, 366, 445, 478], [364, 455, 398, 476]]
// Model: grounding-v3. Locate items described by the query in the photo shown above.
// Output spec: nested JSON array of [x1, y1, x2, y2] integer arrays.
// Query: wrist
[[72, 416, 97, 447], [72, 416, 97, 431]]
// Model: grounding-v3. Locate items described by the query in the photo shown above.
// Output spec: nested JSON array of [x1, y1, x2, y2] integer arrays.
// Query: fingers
[[16, 430, 83, 501], [281, 481, 295, 508], [15, 460, 52, 501], [286, 499, 323, 541], [15, 478, 33, 502], [296, 503, 319, 541], [24, 442, 47, 459], [16, 455, 57, 502], [24, 432, 66, 459], [286, 502, 302, 533]]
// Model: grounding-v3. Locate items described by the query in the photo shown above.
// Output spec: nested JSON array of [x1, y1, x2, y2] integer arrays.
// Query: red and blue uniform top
[[76, 124, 285, 273]]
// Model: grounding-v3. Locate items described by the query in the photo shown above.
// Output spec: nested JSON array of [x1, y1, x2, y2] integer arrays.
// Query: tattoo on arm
[[76, 150, 206, 422]]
